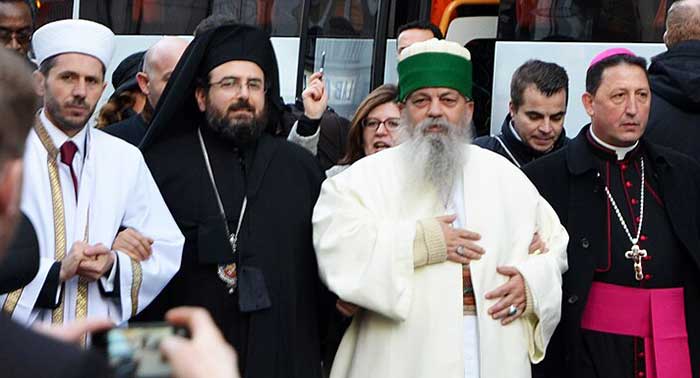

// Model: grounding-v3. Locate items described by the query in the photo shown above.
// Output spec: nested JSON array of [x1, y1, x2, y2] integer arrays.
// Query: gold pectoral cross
[[624, 244, 647, 281]]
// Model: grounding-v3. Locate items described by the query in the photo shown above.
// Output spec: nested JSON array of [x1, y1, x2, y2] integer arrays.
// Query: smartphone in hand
[[319, 51, 326, 74], [92, 322, 189, 378]]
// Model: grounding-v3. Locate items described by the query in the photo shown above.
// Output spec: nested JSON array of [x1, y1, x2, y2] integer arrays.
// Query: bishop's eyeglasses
[[208, 77, 267, 94]]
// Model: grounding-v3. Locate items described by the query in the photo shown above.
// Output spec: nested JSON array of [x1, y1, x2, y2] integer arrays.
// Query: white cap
[[398, 38, 471, 63], [32, 19, 115, 68]]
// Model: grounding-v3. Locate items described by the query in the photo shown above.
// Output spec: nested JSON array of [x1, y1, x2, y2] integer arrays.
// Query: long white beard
[[400, 115, 472, 199]]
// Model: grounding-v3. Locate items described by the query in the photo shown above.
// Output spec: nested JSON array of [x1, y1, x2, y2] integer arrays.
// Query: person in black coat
[[0, 316, 112, 378], [645, 0, 700, 163], [474, 60, 569, 168], [524, 49, 700, 378], [138, 25, 332, 378], [97, 51, 147, 132]]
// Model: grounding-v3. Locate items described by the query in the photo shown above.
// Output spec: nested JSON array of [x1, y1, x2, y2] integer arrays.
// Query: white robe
[[1, 112, 184, 326], [312, 143, 569, 378]]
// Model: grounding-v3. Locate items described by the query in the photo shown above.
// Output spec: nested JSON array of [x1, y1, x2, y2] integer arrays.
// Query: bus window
[[498, 0, 673, 42], [302, 0, 382, 119], [34, 0, 73, 28], [308, 0, 378, 38], [79, 1, 208, 35], [79, 0, 304, 36]]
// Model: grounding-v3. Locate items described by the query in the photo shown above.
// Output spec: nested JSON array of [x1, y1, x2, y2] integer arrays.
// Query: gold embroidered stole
[[2, 118, 89, 323]]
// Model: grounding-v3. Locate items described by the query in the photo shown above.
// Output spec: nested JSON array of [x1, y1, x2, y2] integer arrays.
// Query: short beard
[[44, 93, 93, 132], [205, 97, 267, 149], [399, 113, 472, 199]]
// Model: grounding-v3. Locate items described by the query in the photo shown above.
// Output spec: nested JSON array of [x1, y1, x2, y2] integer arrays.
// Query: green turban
[[397, 38, 473, 102]]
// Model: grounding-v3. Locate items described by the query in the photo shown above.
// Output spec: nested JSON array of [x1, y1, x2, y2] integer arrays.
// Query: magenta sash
[[580, 282, 691, 378]]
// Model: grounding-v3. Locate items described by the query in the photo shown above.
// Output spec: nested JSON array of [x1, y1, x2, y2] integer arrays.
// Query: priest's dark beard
[[205, 98, 267, 149], [400, 114, 472, 199]]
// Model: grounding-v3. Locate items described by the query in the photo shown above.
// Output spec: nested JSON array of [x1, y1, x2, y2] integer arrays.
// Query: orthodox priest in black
[[525, 49, 700, 378], [138, 25, 329, 378]]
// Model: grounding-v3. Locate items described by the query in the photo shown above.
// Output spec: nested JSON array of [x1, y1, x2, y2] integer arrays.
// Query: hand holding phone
[[92, 322, 189, 378], [160, 307, 239, 378]]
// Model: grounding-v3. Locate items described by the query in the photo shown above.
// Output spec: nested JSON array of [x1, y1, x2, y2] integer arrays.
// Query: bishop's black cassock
[[137, 24, 331, 378], [524, 125, 700, 378]]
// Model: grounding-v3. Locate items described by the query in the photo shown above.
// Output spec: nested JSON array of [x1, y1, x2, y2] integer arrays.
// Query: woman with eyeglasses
[[326, 84, 400, 177]]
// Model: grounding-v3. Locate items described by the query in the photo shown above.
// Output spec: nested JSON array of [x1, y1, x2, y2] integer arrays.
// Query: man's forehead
[[411, 87, 460, 96], [209, 59, 264, 79], [599, 63, 649, 89], [520, 85, 567, 107], [398, 28, 433, 43], [0, 13, 31, 31], [52, 53, 105, 75], [0, 2, 32, 22]]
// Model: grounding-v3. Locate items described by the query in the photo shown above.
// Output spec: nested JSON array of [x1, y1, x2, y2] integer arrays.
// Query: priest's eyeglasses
[[0, 27, 32, 45], [208, 77, 266, 94], [362, 117, 401, 130]]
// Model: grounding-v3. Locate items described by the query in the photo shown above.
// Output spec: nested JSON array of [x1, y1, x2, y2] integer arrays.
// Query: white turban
[[32, 19, 115, 68]]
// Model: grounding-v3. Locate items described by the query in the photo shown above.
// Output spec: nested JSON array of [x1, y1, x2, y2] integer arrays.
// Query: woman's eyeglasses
[[362, 118, 400, 130]]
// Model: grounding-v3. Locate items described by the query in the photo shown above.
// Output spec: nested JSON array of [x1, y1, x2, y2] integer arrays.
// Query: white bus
[[30, 0, 672, 136]]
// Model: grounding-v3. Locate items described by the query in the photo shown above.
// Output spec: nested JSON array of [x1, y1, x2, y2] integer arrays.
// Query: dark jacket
[[280, 101, 351, 171], [102, 113, 149, 147], [523, 126, 700, 378], [473, 114, 568, 168], [0, 314, 111, 378], [0, 213, 39, 295], [646, 40, 700, 163]]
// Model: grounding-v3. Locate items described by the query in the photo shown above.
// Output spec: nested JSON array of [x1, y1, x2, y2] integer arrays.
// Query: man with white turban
[[0, 19, 183, 328], [313, 39, 569, 378]]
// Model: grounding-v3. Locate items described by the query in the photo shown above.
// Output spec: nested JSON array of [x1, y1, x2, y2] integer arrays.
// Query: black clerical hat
[[140, 24, 284, 150]]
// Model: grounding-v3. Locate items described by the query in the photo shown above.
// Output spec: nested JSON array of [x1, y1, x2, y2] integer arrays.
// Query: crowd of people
[[1, 0, 700, 377]]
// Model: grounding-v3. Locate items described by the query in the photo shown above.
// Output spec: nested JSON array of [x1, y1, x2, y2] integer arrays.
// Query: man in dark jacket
[[525, 48, 700, 378], [474, 60, 569, 168], [645, 0, 700, 163], [139, 24, 331, 378]]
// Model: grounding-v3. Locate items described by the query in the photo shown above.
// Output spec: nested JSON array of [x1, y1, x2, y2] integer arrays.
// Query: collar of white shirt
[[40, 109, 89, 161]]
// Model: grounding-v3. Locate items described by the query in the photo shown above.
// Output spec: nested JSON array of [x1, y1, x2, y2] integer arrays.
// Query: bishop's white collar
[[589, 126, 638, 161]]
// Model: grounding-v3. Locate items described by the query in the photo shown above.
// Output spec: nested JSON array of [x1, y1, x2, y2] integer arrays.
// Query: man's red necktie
[[59, 141, 79, 200]]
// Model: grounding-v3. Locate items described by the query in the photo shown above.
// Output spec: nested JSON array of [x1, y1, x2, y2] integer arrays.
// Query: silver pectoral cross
[[624, 244, 647, 281]]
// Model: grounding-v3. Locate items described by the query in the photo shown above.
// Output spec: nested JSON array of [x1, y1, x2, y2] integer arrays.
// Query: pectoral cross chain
[[624, 244, 647, 281], [229, 234, 237, 253]]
